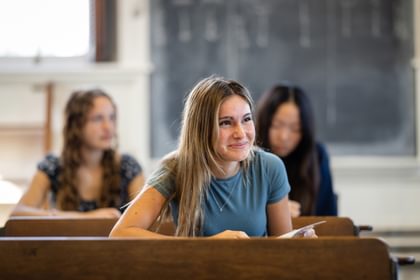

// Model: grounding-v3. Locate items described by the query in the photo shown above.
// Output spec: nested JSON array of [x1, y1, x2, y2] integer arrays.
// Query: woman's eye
[[90, 115, 103, 122], [219, 120, 231, 126], [290, 126, 301, 133], [244, 116, 252, 122]]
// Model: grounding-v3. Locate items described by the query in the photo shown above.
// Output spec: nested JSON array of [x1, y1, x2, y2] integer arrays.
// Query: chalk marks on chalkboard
[[234, 14, 250, 49], [173, 0, 192, 5], [255, 5, 269, 48], [162, 0, 396, 46], [155, 9, 167, 47], [173, 0, 192, 43], [201, 0, 223, 4], [205, 9, 219, 42], [299, 0, 311, 48], [326, 0, 337, 127], [177, 9, 192, 42], [341, 0, 354, 38], [371, 0, 382, 37], [340, 0, 384, 38]]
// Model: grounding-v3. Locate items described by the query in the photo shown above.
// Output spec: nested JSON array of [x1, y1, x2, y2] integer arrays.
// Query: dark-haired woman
[[256, 84, 337, 217]]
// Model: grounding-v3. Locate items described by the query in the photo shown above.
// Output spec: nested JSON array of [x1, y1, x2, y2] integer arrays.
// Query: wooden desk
[[3, 216, 368, 237], [4, 217, 117, 237], [3, 216, 176, 237], [292, 216, 367, 236], [0, 237, 395, 280]]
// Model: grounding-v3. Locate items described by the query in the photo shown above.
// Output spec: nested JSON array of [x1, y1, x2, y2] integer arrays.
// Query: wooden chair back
[[292, 216, 358, 236], [3, 216, 367, 237], [0, 237, 395, 280], [3, 216, 176, 237], [4, 217, 117, 237]]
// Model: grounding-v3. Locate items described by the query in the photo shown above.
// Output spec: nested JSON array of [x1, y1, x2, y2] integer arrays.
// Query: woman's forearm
[[109, 226, 174, 239], [10, 204, 83, 217]]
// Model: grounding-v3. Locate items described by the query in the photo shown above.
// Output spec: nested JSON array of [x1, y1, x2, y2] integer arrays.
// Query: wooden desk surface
[[3, 216, 360, 237]]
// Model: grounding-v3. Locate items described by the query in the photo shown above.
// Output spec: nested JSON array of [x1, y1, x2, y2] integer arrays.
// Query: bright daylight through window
[[0, 0, 90, 58]]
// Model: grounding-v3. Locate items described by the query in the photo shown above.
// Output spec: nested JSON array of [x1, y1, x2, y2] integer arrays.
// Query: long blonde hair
[[150, 76, 255, 236]]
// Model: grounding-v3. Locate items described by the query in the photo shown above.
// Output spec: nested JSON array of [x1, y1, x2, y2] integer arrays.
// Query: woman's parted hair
[[255, 84, 319, 215], [57, 89, 121, 211], [150, 76, 255, 236], [180, 76, 255, 173]]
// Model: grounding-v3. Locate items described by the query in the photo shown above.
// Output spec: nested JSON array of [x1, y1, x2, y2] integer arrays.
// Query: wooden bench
[[291, 216, 372, 236], [3, 217, 117, 237], [3, 216, 176, 236], [3, 216, 370, 237], [0, 237, 396, 280]]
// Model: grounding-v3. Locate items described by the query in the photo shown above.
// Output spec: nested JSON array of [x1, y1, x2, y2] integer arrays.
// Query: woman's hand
[[209, 230, 250, 239], [288, 200, 301, 217], [297, 228, 318, 238]]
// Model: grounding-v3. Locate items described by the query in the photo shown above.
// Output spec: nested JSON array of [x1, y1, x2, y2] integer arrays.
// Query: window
[[0, 0, 91, 58], [0, 0, 117, 63]]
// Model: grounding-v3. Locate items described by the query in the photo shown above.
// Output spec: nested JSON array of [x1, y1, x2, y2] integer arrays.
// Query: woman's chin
[[272, 148, 291, 157]]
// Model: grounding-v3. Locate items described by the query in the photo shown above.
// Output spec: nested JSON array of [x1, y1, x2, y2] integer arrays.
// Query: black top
[[37, 154, 142, 212], [314, 143, 337, 216]]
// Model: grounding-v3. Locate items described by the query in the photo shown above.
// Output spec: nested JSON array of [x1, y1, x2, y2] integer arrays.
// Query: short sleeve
[[37, 154, 60, 193], [260, 151, 291, 204], [120, 154, 142, 181], [37, 154, 60, 176], [146, 163, 176, 199]]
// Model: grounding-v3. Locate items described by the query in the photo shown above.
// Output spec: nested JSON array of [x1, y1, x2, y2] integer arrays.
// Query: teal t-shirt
[[153, 150, 290, 236]]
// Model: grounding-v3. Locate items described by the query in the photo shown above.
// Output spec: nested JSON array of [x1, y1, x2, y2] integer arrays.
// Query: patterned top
[[38, 154, 142, 212]]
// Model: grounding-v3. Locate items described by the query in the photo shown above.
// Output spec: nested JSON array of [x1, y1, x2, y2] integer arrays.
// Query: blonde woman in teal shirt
[[111, 76, 314, 238]]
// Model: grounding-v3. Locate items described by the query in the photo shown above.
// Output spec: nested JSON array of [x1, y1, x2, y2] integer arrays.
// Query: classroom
[[0, 0, 419, 279]]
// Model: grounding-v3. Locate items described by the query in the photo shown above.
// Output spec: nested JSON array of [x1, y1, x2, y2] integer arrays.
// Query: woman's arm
[[127, 173, 145, 200], [288, 200, 301, 217], [119, 154, 146, 200], [11, 171, 55, 216], [110, 185, 252, 239], [110, 187, 172, 238], [11, 171, 121, 218], [267, 196, 293, 236]]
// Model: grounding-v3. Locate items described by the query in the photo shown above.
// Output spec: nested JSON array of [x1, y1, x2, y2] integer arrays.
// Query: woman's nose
[[278, 128, 290, 141], [233, 124, 245, 138], [102, 119, 114, 131]]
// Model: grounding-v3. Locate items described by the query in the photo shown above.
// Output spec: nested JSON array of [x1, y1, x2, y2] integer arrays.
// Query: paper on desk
[[277, 220, 326, 238]]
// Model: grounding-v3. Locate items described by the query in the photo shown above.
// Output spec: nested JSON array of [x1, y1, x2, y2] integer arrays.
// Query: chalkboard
[[150, 0, 414, 158]]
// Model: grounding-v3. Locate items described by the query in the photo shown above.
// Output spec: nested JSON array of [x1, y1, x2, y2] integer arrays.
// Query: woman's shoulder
[[252, 148, 284, 167], [120, 153, 140, 165], [253, 147, 280, 160], [315, 142, 330, 163], [119, 153, 143, 178], [37, 154, 60, 176]]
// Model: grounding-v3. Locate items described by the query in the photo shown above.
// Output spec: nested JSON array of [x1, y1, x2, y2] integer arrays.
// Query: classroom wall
[[0, 0, 419, 230]]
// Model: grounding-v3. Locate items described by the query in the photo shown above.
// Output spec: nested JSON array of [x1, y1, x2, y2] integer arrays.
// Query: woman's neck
[[80, 147, 103, 167], [214, 161, 240, 179]]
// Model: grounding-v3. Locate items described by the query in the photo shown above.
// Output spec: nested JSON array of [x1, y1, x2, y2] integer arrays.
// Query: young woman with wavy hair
[[12, 89, 144, 217], [110, 76, 299, 238]]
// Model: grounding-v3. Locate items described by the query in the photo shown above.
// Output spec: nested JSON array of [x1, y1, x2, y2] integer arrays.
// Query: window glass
[[0, 0, 90, 57]]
